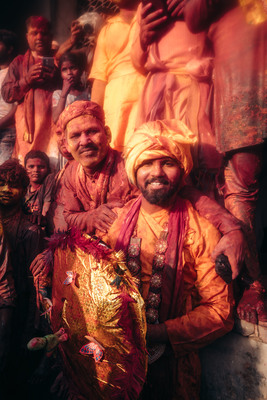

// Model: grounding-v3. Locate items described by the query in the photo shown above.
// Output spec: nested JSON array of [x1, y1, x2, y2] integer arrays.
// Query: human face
[[56, 130, 73, 161], [61, 61, 81, 86], [0, 180, 24, 207], [26, 25, 51, 56], [25, 158, 49, 185], [136, 157, 182, 206], [65, 115, 109, 172]]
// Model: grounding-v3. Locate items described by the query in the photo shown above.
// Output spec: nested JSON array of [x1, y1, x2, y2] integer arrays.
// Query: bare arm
[[90, 79, 107, 108]]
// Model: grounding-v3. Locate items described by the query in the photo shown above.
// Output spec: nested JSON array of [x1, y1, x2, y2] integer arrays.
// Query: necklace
[[127, 222, 169, 324]]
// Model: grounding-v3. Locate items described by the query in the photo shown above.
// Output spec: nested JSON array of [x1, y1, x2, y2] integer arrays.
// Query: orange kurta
[[89, 14, 145, 152], [103, 199, 234, 399]]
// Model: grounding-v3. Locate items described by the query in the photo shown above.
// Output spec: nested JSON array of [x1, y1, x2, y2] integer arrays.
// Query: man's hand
[[70, 21, 84, 45], [25, 63, 54, 86], [90, 201, 123, 233], [212, 230, 247, 280], [25, 62, 44, 85], [61, 76, 75, 98], [140, 3, 167, 51], [166, 0, 185, 17]]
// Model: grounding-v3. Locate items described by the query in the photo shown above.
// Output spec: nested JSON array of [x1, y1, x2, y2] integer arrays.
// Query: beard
[[139, 178, 178, 206]]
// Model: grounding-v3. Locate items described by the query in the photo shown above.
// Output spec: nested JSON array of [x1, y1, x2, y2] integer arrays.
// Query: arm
[[90, 79, 107, 108], [55, 21, 85, 66], [62, 168, 120, 233], [181, 185, 246, 279], [1, 56, 31, 103], [164, 211, 233, 354], [0, 233, 16, 309], [1, 55, 49, 103], [131, 3, 167, 74]]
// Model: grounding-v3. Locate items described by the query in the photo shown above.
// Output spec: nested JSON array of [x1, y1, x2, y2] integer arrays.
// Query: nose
[[80, 132, 91, 146], [151, 162, 164, 177]]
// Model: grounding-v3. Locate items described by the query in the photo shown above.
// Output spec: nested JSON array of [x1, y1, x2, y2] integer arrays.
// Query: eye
[[163, 160, 176, 167]]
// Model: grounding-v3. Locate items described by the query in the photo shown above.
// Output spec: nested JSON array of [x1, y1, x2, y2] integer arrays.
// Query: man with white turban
[[101, 119, 234, 400]]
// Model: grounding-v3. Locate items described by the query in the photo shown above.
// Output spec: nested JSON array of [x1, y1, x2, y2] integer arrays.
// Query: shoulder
[[9, 54, 25, 68], [185, 199, 221, 255], [63, 160, 79, 180]]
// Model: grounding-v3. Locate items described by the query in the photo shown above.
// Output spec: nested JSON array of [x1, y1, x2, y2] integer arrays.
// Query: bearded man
[[1, 16, 58, 166], [102, 119, 234, 400]]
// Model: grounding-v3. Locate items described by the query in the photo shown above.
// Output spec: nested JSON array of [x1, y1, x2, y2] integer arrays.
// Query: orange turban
[[124, 120, 196, 185], [56, 100, 105, 136]]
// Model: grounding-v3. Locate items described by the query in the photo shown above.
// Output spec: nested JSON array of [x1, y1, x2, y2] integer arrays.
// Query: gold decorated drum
[[50, 230, 147, 399]]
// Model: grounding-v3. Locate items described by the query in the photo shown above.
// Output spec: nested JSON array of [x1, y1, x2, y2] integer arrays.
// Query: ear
[[104, 125, 111, 144]]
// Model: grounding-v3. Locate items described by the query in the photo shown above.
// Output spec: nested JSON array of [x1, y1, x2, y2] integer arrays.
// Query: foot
[[237, 280, 267, 326]]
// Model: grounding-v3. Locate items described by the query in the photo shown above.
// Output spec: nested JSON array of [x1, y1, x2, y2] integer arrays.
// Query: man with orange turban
[[102, 119, 234, 400]]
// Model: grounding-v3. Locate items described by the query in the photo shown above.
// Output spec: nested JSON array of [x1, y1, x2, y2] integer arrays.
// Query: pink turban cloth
[[124, 119, 197, 185], [56, 100, 105, 136]]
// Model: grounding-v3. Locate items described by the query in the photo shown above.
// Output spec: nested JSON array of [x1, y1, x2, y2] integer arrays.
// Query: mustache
[[80, 143, 98, 152], [145, 177, 169, 188]]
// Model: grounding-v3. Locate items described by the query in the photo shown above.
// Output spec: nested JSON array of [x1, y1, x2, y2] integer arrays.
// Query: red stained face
[[25, 157, 49, 185], [26, 25, 52, 56], [65, 115, 109, 172], [136, 157, 182, 205]]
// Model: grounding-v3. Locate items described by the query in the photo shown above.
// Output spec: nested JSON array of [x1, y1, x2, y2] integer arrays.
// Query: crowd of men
[[0, 0, 266, 399]]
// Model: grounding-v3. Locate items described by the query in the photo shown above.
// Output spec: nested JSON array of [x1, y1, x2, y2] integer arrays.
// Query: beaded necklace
[[127, 222, 169, 325]]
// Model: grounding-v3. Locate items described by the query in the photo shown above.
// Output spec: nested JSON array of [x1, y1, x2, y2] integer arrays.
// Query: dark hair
[[24, 150, 51, 173], [59, 51, 86, 74], [0, 159, 29, 190], [26, 16, 52, 33], [0, 30, 18, 55]]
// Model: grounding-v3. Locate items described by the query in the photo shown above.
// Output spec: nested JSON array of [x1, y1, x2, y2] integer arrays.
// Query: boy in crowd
[[24, 150, 54, 227]]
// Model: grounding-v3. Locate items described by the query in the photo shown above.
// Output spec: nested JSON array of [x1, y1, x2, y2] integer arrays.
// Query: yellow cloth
[[124, 119, 196, 185], [89, 14, 145, 152]]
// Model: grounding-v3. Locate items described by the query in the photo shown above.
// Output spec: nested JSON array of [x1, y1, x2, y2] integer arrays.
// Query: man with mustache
[[57, 100, 138, 234], [102, 119, 234, 400], [55, 100, 247, 274], [1, 16, 58, 167]]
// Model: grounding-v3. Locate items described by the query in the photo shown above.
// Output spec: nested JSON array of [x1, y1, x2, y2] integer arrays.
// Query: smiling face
[[136, 157, 182, 206], [25, 157, 49, 185], [65, 115, 109, 173], [0, 179, 24, 207], [26, 25, 51, 56]]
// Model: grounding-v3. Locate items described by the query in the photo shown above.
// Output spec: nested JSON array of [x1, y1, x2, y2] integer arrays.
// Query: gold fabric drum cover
[[50, 229, 147, 399]]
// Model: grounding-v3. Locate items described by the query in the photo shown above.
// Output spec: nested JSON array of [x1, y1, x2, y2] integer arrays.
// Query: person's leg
[[223, 147, 262, 280], [223, 146, 267, 325]]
